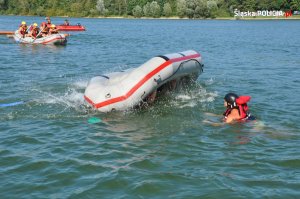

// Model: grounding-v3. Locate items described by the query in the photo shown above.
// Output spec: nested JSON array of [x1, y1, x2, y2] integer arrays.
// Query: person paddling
[[49, 24, 59, 35], [18, 21, 28, 38], [40, 22, 49, 37], [223, 93, 255, 123], [27, 23, 40, 39], [45, 16, 52, 26]]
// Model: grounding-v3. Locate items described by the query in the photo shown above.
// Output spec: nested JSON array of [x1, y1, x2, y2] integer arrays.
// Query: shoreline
[[2, 14, 300, 20], [76, 15, 300, 20]]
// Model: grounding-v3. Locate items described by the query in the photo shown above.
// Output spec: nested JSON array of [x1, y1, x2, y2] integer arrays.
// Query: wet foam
[[170, 84, 218, 109], [29, 79, 91, 114], [204, 77, 215, 86], [33, 88, 83, 107], [72, 80, 88, 89]]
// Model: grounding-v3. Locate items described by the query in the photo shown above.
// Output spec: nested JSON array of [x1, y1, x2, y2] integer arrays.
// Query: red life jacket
[[31, 28, 39, 38], [19, 25, 27, 35], [223, 96, 251, 121]]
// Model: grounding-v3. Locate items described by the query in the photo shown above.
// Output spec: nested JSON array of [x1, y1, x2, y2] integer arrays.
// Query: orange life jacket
[[223, 96, 255, 121]]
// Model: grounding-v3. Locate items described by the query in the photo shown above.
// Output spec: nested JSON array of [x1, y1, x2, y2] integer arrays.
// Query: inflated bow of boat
[[84, 50, 204, 112]]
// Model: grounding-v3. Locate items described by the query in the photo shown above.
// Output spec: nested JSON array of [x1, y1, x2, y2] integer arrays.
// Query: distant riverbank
[[58, 15, 300, 20], [83, 15, 300, 20], [2, 14, 300, 20], [86, 16, 300, 21], [1, 16, 300, 199]]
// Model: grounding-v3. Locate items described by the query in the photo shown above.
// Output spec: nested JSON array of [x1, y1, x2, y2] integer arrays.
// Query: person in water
[[223, 92, 255, 123], [18, 21, 28, 38]]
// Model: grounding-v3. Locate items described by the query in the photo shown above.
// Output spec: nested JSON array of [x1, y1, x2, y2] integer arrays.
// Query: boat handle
[[154, 75, 162, 84]]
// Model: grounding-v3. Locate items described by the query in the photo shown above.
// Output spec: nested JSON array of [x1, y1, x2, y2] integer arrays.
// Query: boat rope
[[158, 59, 204, 84], [0, 101, 26, 108]]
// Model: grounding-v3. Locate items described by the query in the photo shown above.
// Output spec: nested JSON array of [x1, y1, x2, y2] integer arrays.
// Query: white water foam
[[72, 80, 88, 89], [204, 77, 215, 86], [170, 85, 218, 109], [30, 79, 91, 113]]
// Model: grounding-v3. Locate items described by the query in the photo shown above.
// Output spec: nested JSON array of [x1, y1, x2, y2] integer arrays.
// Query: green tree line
[[0, 0, 299, 18]]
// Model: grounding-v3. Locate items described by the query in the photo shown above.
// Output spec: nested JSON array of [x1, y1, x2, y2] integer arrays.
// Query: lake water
[[0, 16, 299, 198]]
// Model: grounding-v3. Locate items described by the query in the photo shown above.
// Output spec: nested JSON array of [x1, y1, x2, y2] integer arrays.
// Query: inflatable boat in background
[[56, 24, 86, 31], [13, 30, 67, 45], [84, 50, 204, 112]]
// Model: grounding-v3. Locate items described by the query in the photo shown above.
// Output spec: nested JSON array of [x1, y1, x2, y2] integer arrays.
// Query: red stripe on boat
[[85, 53, 201, 109], [42, 35, 65, 44], [84, 95, 95, 106]]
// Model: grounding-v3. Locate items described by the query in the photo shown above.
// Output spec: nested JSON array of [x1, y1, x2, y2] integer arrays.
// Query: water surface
[[0, 16, 299, 198]]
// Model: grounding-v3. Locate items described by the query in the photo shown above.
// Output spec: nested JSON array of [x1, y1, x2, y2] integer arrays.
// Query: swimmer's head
[[224, 93, 239, 108]]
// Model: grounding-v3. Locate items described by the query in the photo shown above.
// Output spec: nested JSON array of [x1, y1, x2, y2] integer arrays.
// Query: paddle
[[0, 101, 26, 108], [25, 24, 32, 34], [31, 26, 46, 43], [0, 31, 14, 35], [37, 25, 48, 38], [88, 117, 102, 124]]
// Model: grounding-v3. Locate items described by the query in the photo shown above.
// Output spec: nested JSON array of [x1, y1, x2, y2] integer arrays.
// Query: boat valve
[[154, 75, 162, 84]]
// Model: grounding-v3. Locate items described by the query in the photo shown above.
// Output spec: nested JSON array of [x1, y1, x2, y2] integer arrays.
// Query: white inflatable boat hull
[[84, 50, 203, 112], [13, 30, 67, 45]]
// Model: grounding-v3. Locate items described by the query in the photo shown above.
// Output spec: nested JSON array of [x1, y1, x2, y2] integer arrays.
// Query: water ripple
[[0, 17, 300, 198]]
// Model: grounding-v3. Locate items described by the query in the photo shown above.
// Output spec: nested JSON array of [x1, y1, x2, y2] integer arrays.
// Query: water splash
[[170, 83, 218, 109], [32, 87, 84, 110], [0, 79, 93, 121], [72, 80, 88, 89]]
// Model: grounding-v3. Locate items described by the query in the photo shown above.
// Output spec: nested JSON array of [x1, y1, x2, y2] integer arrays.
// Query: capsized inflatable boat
[[13, 30, 67, 45], [84, 50, 203, 112]]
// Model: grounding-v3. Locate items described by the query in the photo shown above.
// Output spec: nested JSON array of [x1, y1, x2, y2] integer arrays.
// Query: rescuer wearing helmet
[[27, 23, 40, 39], [45, 16, 52, 25], [18, 21, 28, 38], [49, 24, 58, 35], [223, 92, 255, 123], [64, 19, 70, 26], [40, 22, 49, 37]]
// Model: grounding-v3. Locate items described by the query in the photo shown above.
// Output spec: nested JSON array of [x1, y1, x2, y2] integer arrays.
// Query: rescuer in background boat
[[18, 21, 27, 38], [64, 19, 70, 26], [49, 24, 58, 35], [27, 23, 40, 39], [45, 17, 52, 26], [40, 22, 50, 37]]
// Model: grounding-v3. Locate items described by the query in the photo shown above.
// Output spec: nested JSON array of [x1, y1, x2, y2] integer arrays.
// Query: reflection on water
[[18, 43, 66, 54]]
